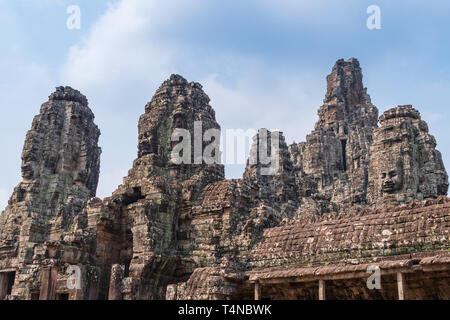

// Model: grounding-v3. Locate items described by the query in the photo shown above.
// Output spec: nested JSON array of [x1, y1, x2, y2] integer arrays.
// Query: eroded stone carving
[[367, 104, 448, 207], [0, 87, 101, 299], [380, 158, 403, 194], [0, 59, 448, 301]]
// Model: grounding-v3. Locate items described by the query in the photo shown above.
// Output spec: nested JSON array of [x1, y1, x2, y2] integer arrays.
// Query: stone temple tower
[[0, 59, 449, 301], [0, 86, 101, 299], [289, 58, 379, 217], [367, 105, 448, 207]]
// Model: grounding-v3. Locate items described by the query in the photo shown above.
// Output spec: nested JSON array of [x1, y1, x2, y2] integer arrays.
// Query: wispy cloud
[[59, 0, 328, 188]]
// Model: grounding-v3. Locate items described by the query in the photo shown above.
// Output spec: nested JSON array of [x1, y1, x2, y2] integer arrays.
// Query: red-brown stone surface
[[0, 59, 448, 300]]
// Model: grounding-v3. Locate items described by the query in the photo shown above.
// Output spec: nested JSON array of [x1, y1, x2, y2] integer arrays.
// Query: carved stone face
[[138, 129, 159, 157], [21, 150, 37, 180], [380, 161, 403, 194], [172, 114, 186, 129], [21, 162, 34, 180]]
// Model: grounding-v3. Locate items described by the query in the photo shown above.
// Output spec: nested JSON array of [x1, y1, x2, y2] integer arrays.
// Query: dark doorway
[[124, 261, 131, 278], [56, 293, 69, 300], [6, 272, 15, 295], [341, 140, 347, 171], [31, 292, 40, 300]]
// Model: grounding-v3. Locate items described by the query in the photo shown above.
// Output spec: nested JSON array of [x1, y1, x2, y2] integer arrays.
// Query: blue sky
[[1, 0, 450, 211]]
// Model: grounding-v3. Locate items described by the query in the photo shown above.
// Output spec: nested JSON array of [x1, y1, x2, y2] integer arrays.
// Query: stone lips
[[0, 58, 449, 300]]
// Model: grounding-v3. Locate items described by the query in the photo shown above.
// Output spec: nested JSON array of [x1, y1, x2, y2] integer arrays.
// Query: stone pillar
[[319, 280, 326, 300], [108, 264, 125, 300], [39, 268, 57, 300], [397, 272, 405, 300], [254, 282, 261, 301], [0, 273, 7, 300]]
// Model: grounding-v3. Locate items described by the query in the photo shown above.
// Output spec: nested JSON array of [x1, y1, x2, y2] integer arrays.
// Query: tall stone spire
[[317, 58, 378, 131], [289, 58, 378, 216], [21, 86, 101, 195], [367, 105, 448, 207], [135, 74, 224, 182], [78, 75, 225, 300], [0, 86, 101, 298]]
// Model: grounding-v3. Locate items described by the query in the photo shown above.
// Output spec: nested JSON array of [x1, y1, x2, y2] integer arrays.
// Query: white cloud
[[201, 68, 323, 178], [58, 0, 337, 189], [201, 69, 321, 144], [60, 0, 210, 89], [60, 0, 205, 198]]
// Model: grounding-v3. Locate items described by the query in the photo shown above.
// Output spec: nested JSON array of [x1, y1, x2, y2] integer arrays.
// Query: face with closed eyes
[[380, 161, 403, 194]]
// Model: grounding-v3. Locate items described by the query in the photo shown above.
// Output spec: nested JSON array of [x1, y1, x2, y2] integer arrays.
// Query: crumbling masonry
[[0, 59, 449, 300]]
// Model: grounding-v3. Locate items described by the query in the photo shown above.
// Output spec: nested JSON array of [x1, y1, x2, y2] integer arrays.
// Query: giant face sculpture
[[21, 148, 37, 180], [172, 112, 187, 129], [380, 159, 403, 194]]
